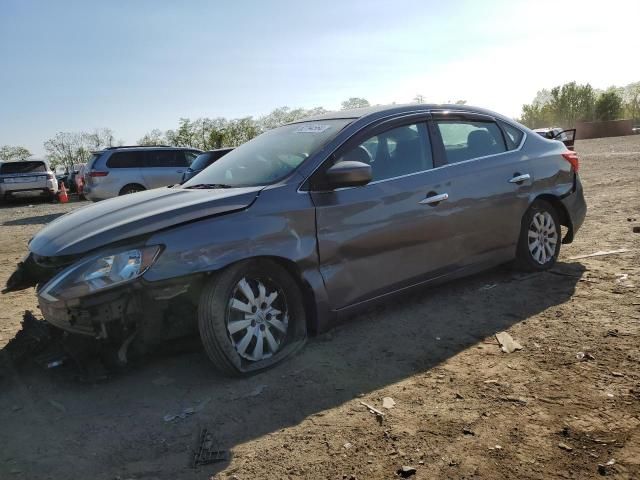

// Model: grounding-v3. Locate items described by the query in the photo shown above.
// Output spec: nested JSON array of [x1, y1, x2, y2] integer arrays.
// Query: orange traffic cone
[[58, 183, 69, 203]]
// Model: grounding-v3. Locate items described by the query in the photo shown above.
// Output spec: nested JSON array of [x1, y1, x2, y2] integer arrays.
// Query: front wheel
[[198, 259, 307, 376], [515, 200, 561, 271]]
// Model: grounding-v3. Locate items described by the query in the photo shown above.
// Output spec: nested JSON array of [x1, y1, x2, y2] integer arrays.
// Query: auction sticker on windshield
[[294, 124, 332, 134]]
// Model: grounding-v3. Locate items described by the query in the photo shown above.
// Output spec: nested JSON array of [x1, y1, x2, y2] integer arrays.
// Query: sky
[[1, 0, 638, 156]]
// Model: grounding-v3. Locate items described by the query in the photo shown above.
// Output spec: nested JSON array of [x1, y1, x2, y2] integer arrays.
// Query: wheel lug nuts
[[261, 303, 267, 310], [251, 306, 257, 313], [260, 324, 266, 331]]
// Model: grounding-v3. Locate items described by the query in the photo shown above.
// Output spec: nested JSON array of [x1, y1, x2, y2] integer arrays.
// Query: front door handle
[[509, 173, 531, 184], [176, 170, 184, 173], [419, 193, 449, 205]]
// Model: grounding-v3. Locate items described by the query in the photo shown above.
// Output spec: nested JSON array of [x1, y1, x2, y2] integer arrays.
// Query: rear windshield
[[190, 150, 232, 171], [86, 153, 103, 170], [1, 161, 47, 175]]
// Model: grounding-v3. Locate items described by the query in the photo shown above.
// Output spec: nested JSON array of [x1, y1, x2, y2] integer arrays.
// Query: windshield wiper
[[184, 183, 235, 189]]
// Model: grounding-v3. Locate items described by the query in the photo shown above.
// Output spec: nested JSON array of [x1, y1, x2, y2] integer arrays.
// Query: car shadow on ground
[[2, 212, 67, 226], [0, 261, 585, 479]]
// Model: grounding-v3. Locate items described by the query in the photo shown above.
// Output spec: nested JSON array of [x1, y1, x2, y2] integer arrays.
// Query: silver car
[[0, 160, 58, 202], [83, 146, 201, 201]]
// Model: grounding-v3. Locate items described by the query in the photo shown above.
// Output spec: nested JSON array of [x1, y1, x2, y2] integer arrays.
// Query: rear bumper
[[560, 174, 587, 243], [1, 187, 55, 199], [83, 185, 109, 202]]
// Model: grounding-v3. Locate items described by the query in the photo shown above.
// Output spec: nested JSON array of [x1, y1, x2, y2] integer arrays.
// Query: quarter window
[[435, 120, 506, 163], [498, 121, 525, 150], [336, 123, 432, 182]]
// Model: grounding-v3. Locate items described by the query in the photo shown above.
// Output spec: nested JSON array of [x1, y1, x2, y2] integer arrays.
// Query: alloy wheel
[[226, 276, 289, 361], [527, 211, 558, 265]]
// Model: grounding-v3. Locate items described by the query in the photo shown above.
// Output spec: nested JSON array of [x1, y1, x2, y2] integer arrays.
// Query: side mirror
[[325, 161, 372, 189]]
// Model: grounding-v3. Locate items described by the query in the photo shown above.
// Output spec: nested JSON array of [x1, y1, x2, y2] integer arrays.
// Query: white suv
[[0, 160, 58, 202]]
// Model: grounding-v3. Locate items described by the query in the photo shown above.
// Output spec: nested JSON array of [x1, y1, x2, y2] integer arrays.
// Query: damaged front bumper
[[4, 252, 202, 352]]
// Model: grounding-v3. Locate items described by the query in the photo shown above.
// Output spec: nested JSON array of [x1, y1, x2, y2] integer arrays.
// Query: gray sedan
[[4, 104, 586, 376]]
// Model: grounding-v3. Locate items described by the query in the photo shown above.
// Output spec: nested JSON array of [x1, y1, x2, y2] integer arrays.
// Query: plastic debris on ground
[[495, 332, 523, 353]]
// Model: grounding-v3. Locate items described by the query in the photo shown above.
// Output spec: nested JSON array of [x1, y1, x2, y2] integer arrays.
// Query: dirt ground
[[1, 136, 639, 480]]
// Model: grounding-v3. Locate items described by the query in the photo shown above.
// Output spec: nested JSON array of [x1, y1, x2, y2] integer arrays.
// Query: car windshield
[[0, 161, 47, 175], [182, 119, 351, 188]]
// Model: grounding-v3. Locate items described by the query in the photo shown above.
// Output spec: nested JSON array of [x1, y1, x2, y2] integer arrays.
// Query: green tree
[[549, 82, 596, 126], [0, 145, 32, 162], [341, 97, 370, 110], [595, 91, 623, 121]]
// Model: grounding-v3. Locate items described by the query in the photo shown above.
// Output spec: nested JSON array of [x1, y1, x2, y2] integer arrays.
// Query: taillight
[[89, 171, 109, 177], [561, 151, 579, 173]]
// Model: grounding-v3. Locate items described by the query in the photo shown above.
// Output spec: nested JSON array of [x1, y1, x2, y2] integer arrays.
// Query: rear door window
[[435, 120, 506, 164], [106, 151, 146, 168], [147, 150, 188, 168], [1, 161, 46, 174]]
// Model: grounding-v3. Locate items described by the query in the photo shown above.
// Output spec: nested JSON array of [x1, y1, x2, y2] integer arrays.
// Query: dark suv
[[83, 146, 202, 201], [181, 148, 233, 183]]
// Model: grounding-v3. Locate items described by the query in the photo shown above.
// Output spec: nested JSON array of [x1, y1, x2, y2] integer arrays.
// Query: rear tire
[[119, 184, 145, 196], [198, 259, 307, 376], [515, 200, 561, 271]]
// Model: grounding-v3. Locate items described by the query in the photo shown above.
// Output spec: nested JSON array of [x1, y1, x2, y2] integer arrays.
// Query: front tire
[[515, 200, 561, 271], [198, 259, 307, 376]]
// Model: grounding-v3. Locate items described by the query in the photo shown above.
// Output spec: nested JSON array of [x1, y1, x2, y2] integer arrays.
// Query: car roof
[[0, 159, 48, 165], [293, 103, 516, 124], [96, 146, 203, 153], [202, 147, 234, 153]]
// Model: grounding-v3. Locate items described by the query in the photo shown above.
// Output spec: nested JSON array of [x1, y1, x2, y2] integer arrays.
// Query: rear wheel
[[119, 184, 145, 195], [198, 259, 307, 376], [515, 200, 561, 271]]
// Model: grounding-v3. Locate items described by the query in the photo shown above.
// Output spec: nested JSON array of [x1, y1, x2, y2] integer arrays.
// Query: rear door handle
[[419, 193, 448, 205], [176, 170, 184, 173], [509, 173, 531, 184]]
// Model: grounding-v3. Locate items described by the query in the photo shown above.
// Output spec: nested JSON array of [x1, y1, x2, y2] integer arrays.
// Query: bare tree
[[85, 128, 115, 150], [138, 129, 166, 146]]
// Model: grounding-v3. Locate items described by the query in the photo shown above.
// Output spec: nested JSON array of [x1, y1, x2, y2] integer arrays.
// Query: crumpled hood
[[29, 186, 262, 257]]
